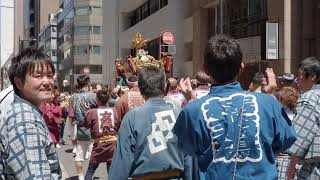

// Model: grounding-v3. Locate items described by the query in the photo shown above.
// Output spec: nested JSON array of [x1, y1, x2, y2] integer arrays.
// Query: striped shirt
[[0, 94, 61, 179]]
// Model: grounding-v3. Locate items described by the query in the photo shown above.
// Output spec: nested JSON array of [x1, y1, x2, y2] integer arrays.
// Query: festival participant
[[39, 85, 65, 146], [275, 86, 300, 179], [277, 73, 295, 89], [194, 71, 212, 99], [278, 86, 299, 120], [166, 77, 185, 106], [248, 72, 265, 92], [115, 75, 145, 120], [286, 57, 320, 179], [173, 35, 296, 179], [83, 88, 120, 179], [0, 48, 61, 179], [107, 87, 120, 107], [72, 75, 97, 180], [109, 66, 192, 180]]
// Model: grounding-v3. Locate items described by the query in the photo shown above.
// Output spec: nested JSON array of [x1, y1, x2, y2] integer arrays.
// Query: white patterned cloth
[[0, 94, 61, 179], [287, 84, 320, 180]]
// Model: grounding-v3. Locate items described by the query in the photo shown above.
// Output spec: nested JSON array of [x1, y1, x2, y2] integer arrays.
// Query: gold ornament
[[131, 32, 147, 49]]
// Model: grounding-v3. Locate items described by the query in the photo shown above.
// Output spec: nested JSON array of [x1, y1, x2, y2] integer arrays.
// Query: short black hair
[[252, 72, 265, 85], [138, 66, 166, 99], [195, 71, 212, 85], [8, 48, 55, 94], [77, 75, 90, 89], [204, 35, 243, 84], [127, 75, 138, 82], [298, 57, 320, 83], [96, 88, 111, 105]]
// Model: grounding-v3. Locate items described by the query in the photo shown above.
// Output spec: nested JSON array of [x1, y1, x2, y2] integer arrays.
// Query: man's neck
[[213, 79, 237, 86], [81, 87, 89, 92]]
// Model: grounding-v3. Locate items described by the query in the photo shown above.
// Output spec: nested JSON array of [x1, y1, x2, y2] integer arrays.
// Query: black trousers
[[84, 161, 111, 180]]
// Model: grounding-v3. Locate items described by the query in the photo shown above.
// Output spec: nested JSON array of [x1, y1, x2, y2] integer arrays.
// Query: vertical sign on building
[[266, 22, 279, 60], [160, 31, 175, 75]]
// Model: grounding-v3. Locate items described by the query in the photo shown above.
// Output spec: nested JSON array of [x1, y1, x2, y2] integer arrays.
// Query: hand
[[261, 68, 277, 94], [179, 77, 196, 102], [60, 118, 65, 123]]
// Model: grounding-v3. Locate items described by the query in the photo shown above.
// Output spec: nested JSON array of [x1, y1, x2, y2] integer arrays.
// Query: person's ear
[[14, 77, 24, 90], [311, 74, 317, 82], [239, 63, 245, 73]]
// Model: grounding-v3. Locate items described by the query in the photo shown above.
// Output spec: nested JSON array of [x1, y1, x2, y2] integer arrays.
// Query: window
[[91, 6, 102, 15], [160, 0, 168, 8], [141, 2, 149, 19], [222, 0, 267, 38], [74, 65, 87, 74], [74, 65, 102, 74], [128, 11, 137, 27], [91, 45, 101, 54], [90, 65, 102, 74], [149, 0, 159, 14], [76, 26, 90, 35], [91, 26, 101, 34], [76, 45, 89, 54], [64, 48, 71, 59], [45, 40, 50, 49], [126, 0, 168, 29], [51, 50, 57, 56], [135, 8, 142, 24], [147, 38, 160, 59], [76, 6, 90, 16]]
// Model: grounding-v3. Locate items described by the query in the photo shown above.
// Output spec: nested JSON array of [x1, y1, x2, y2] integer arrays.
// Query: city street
[[0, 0, 320, 179], [57, 122, 108, 180]]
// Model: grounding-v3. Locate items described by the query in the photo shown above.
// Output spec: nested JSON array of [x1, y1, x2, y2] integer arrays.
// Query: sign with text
[[162, 32, 175, 45], [266, 22, 279, 60]]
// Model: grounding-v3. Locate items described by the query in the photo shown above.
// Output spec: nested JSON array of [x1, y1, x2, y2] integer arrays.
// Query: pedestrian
[[83, 88, 120, 179], [109, 66, 192, 180], [72, 75, 97, 180], [173, 35, 296, 179], [286, 57, 320, 179], [0, 48, 61, 179], [68, 91, 77, 154]]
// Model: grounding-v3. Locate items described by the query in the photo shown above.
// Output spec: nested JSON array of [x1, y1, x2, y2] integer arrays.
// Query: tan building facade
[[191, 0, 320, 87]]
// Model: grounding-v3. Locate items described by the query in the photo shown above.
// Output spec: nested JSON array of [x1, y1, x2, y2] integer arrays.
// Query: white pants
[[75, 141, 92, 162]]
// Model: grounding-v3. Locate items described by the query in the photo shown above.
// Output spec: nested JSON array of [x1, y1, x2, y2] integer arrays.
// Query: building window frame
[[126, 0, 168, 29]]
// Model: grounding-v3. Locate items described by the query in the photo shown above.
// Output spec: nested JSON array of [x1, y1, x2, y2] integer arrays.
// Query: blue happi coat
[[109, 97, 192, 180], [173, 82, 296, 180]]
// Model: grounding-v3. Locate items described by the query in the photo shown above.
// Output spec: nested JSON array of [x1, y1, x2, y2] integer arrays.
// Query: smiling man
[[0, 49, 61, 179]]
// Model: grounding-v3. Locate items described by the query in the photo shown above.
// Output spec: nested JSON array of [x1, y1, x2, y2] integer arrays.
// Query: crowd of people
[[0, 34, 319, 180]]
